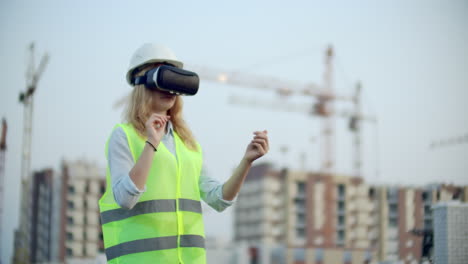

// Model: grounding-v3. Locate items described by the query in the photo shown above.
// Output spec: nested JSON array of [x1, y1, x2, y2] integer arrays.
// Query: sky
[[1, 0, 467, 262]]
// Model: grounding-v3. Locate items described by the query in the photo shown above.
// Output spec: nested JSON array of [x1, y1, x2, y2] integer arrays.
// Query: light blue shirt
[[107, 122, 233, 212]]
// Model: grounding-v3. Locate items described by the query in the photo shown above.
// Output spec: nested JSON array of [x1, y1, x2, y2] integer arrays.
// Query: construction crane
[[0, 118, 7, 264], [191, 46, 344, 173], [429, 132, 468, 150], [195, 45, 376, 176], [113, 45, 376, 176], [13, 43, 49, 264]]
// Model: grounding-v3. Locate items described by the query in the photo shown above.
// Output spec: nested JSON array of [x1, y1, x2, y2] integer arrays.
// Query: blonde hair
[[124, 65, 198, 151]]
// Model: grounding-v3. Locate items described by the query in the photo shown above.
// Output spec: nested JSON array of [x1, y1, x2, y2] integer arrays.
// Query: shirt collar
[[166, 120, 174, 136]]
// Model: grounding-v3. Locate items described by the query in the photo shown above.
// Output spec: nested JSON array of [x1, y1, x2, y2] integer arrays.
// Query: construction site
[[1, 2, 468, 264], [0, 41, 466, 264]]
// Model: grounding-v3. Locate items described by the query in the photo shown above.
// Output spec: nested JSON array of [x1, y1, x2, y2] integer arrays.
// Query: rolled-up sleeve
[[199, 167, 234, 212], [108, 127, 146, 210]]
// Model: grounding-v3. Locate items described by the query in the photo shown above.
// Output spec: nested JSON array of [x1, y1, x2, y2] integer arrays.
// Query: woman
[[98, 43, 269, 264]]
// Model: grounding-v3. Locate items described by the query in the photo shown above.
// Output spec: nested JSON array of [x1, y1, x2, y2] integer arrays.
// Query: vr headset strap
[[133, 76, 146, 85]]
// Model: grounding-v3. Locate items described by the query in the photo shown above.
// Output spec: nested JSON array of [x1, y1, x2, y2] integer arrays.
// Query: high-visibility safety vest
[[99, 123, 206, 264]]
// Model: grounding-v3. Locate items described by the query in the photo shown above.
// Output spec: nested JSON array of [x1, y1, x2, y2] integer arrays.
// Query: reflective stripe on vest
[[101, 198, 202, 224], [106, 235, 205, 261]]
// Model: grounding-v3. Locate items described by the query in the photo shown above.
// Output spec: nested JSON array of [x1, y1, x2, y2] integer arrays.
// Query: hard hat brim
[[126, 59, 183, 86]]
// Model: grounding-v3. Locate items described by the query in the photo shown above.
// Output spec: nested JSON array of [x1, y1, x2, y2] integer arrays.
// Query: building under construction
[[233, 163, 468, 264], [57, 159, 106, 262], [11, 159, 106, 264]]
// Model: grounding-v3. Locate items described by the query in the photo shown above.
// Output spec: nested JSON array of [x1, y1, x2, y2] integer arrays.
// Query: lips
[[160, 93, 175, 99]]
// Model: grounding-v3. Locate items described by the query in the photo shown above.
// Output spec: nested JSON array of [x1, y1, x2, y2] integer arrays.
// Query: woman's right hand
[[145, 113, 170, 146]]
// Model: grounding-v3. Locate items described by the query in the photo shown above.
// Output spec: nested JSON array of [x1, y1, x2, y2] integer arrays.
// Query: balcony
[[367, 230, 378, 240], [336, 223, 345, 230], [368, 203, 378, 212], [272, 197, 283, 208], [388, 197, 398, 205], [348, 216, 357, 227], [337, 193, 346, 201], [295, 220, 306, 229], [296, 205, 306, 215], [271, 212, 283, 222], [388, 210, 398, 219], [295, 227, 306, 240], [337, 209, 346, 216], [294, 195, 306, 204], [387, 228, 399, 240]]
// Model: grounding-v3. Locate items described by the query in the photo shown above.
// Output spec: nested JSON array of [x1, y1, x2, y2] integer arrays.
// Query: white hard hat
[[126, 43, 184, 85]]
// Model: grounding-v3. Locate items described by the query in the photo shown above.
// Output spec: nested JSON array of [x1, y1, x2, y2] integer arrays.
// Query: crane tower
[[0, 118, 7, 264], [13, 43, 49, 264]]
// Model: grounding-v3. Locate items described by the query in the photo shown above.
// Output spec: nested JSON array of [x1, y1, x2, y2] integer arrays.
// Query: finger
[[254, 134, 268, 141], [252, 138, 266, 145], [151, 116, 166, 124], [253, 139, 268, 152], [254, 130, 268, 138], [146, 117, 158, 128], [252, 143, 266, 154], [263, 130, 269, 144], [252, 138, 268, 152], [254, 134, 269, 146], [153, 121, 163, 129], [147, 114, 161, 124], [152, 117, 167, 129]]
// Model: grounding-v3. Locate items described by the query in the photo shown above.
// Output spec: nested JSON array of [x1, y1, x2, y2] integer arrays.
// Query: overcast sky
[[1, 0, 467, 262]]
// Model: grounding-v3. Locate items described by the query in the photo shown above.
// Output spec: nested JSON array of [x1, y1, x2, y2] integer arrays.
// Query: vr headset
[[133, 65, 199, 96]]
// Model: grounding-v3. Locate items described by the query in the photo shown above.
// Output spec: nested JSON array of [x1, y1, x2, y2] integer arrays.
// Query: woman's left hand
[[222, 130, 270, 201], [243, 130, 269, 163]]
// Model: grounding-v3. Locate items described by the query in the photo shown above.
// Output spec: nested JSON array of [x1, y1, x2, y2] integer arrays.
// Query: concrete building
[[432, 202, 468, 264], [234, 163, 285, 245], [234, 163, 467, 264], [289, 171, 374, 264], [10, 159, 107, 264], [421, 183, 467, 231], [55, 159, 106, 263], [234, 163, 374, 264], [11, 169, 55, 264], [371, 186, 423, 264], [30, 169, 54, 263]]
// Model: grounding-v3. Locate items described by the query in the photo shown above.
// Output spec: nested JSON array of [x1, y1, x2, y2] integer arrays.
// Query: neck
[[152, 109, 168, 116]]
